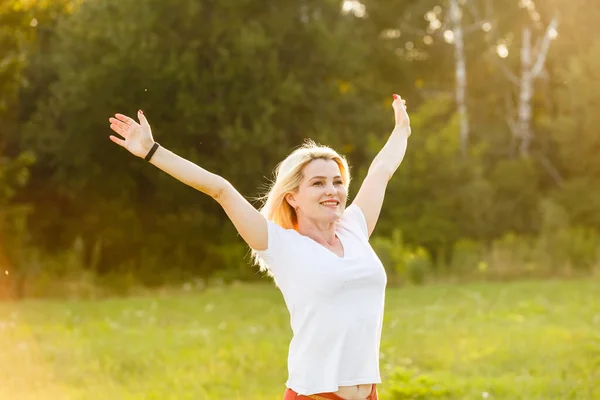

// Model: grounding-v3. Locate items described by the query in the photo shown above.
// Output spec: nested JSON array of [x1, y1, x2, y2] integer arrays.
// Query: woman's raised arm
[[108, 110, 268, 251], [216, 180, 268, 251]]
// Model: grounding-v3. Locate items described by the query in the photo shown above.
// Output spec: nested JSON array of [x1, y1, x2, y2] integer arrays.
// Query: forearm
[[148, 146, 225, 199], [369, 125, 411, 178]]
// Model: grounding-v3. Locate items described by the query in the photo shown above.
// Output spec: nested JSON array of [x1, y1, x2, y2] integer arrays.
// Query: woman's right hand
[[109, 110, 156, 159]]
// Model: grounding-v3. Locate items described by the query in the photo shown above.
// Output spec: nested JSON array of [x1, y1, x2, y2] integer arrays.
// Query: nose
[[324, 182, 336, 195]]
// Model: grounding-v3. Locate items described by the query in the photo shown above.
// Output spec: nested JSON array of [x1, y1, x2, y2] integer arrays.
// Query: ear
[[285, 193, 296, 209]]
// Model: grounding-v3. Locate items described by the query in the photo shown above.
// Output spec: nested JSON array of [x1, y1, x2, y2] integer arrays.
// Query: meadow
[[0, 279, 598, 400]]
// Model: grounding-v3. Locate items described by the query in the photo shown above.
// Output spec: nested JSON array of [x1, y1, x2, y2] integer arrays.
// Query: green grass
[[0, 280, 599, 399]]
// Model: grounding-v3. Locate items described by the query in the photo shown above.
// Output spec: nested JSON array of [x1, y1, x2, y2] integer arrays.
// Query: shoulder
[[338, 204, 369, 240], [254, 220, 310, 280], [255, 219, 303, 255]]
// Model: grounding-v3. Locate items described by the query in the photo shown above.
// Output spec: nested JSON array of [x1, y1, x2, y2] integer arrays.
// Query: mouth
[[320, 201, 339, 209]]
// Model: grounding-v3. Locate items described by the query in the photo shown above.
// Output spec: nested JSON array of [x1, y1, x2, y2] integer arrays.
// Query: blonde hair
[[250, 139, 351, 275]]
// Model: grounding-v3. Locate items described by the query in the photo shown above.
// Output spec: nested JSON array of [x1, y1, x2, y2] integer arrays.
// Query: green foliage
[[17, 0, 388, 279], [388, 366, 456, 399], [487, 158, 542, 235], [375, 211, 600, 283], [371, 96, 494, 257], [449, 200, 600, 280], [0, 152, 35, 264], [0, 0, 598, 286], [371, 229, 405, 276], [541, 7, 600, 231], [535, 199, 600, 272], [371, 229, 432, 285], [0, 151, 34, 201], [449, 239, 486, 275], [405, 248, 432, 286]]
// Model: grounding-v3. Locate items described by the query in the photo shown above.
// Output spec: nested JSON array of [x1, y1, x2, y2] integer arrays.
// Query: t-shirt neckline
[[295, 228, 347, 260]]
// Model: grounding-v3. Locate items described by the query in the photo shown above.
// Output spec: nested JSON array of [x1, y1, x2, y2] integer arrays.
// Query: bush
[[371, 229, 432, 285], [388, 366, 459, 399], [405, 248, 431, 285], [484, 233, 537, 280], [371, 229, 405, 278], [450, 228, 600, 281], [450, 239, 486, 275]]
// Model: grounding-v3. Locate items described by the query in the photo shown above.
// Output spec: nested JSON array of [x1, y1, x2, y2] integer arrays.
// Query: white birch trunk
[[516, 18, 558, 157], [518, 27, 533, 157], [449, 0, 469, 157]]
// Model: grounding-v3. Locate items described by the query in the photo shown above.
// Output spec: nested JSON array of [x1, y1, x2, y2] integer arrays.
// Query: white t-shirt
[[255, 203, 387, 395]]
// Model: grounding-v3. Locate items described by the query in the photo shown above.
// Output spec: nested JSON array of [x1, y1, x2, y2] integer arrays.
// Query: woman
[[108, 94, 410, 400]]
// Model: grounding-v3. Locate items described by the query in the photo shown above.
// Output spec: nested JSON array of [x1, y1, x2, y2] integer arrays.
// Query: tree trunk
[[518, 27, 533, 157], [449, 0, 469, 158]]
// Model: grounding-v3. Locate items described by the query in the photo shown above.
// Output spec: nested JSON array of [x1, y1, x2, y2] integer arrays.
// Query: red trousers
[[284, 384, 378, 400]]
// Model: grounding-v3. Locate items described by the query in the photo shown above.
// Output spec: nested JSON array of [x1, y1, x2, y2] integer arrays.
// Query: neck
[[296, 217, 338, 246]]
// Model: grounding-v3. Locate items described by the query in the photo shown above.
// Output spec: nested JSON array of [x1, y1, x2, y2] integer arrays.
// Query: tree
[[367, 96, 494, 265], [0, 0, 49, 297], [495, 15, 558, 158], [392, 0, 497, 157], [19, 0, 395, 279], [541, 2, 600, 229]]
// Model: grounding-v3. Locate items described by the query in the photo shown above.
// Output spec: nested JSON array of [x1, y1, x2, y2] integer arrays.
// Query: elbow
[[212, 177, 230, 202]]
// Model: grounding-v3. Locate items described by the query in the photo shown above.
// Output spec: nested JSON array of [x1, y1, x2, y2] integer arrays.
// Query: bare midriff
[[333, 384, 373, 400]]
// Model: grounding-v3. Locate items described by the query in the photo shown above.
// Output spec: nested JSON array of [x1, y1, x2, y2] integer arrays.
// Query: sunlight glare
[[443, 30, 455, 44], [341, 0, 366, 18], [430, 19, 442, 31], [496, 43, 509, 58], [381, 29, 401, 39], [519, 0, 535, 10]]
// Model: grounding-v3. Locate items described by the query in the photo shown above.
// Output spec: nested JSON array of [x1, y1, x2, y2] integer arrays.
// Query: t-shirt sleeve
[[254, 219, 290, 275], [342, 203, 370, 241]]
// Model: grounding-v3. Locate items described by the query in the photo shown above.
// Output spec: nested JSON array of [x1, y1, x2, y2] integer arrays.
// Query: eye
[[335, 180, 343, 185], [312, 181, 323, 186]]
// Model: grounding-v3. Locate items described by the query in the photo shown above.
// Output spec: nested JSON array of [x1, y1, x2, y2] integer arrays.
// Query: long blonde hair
[[250, 139, 351, 275]]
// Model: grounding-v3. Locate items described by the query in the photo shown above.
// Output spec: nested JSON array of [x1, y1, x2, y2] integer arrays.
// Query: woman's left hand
[[392, 94, 410, 130]]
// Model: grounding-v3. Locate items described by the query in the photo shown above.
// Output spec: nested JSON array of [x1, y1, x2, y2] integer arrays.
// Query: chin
[[323, 208, 342, 219]]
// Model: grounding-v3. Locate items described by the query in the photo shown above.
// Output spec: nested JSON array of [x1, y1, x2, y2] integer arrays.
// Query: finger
[[109, 118, 129, 134], [109, 135, 126, 147], [115, 113, 136, 125], [110, 124, 128, 138], [137, 109, 150, 128]]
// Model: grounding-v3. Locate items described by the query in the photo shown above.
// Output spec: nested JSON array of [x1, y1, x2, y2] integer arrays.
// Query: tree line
[[1, 0, 598, 296]]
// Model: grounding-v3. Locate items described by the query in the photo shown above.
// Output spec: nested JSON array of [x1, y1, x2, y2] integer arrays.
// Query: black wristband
[[144, 142, 160, 162]]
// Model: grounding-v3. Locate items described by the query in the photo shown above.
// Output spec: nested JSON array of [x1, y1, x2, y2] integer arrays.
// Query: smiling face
[[286, 158, 348, 223]]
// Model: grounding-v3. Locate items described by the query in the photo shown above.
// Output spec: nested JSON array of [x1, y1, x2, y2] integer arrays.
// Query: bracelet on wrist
[[144, 142, 160, 162]]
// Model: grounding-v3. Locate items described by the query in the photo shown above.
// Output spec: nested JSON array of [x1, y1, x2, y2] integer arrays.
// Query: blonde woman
[[108, 94, 410, 400]]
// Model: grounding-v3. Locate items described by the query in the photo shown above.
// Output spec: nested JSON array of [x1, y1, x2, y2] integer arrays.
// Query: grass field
[[0, 279, 599, 400]]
